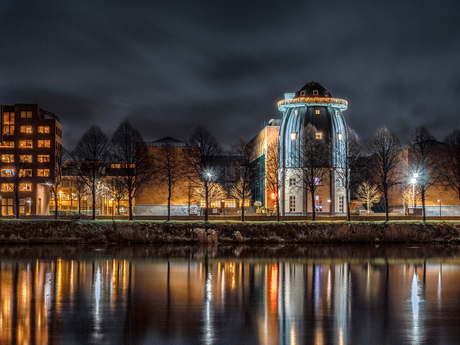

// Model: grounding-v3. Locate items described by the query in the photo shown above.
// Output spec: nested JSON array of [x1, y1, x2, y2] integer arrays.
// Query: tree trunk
[[422, 188, 426, 222], [384, 190, 389, 222], [55, 193, 58, 220], [128, 194, 133, 220], [204, 181, 209, 222], [276, 198, 280, 222], [346, 189, 351, 221], [311, 190, 316, 221], [167, 182, 171, 221], [92, 185, 96, 220], [241, 189, 245, 222]]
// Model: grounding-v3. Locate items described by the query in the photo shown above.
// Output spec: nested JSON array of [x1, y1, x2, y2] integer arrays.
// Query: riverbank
[[0, 219, 460, 244]]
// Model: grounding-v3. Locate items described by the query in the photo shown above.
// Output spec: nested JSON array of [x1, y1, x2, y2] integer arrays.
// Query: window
[[289, 196, 296, 212], [1, 154, 14, 163], [300, 91, 305, 96], [19, 197, 31, 216], [1, 198, 13, 216], [294, 110, 298, 115], [38, 126, 50, 133], [315, 109, 320, 115], [316, 132, 322, 140], [325, 91, 329, 96], [38, 155, 50, 163], [335, 110, 339, 116], [0, 141, 14, 148], [315, 177, 323, 186], [338, 133, 343, 141], [3, 112, 14, 135], [20, 125, 32, 134], [289, 178, 296, 186], [19, 169, 32, 177], [227, 199, 236, 208], [20, 155, 33, 163], [315, 195, 323, 211], [339, 196, 344, 213], [1, 183, 13, 192], [20, 111, 32, 119], [19, 140, 33, 148], [19, 183, 32, 191], [111, 164, 121, 168], [313, 90, 319, 96], [290, 132, 297, 140], [1, 169, 14, 177], [38, 140, 50, 148], [338, 178, 344, 187], [37, 169, 49, 177]]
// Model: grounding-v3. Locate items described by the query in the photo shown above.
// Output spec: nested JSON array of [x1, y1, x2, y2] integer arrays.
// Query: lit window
[[1, 183, 13, 192], [20, 111, 32, 119], [38, 126, 50, 133], [1, 154, 14, 163], [19, 140, 33, 148], [19, 183, 32, 191], [0, 141, 14, 148], [290, 132, 297, 140], [289, 178, 296, 186], [1, 169, 14, 177], [111, 164, 121, 168], [315, 195, 323, 211], [20, 125, 32, 134], [37, 169, 49, 177], [19, 169, 32, 177], [338, 178, 344, 187], [335, 110, 339, 116], [316, 132, 322, 139], [315, 109, 320, 115], [38, 140, 50, 148], [315, 177, 323, 186], [294, 110, 298, 115], [338, 133, 343, 140], [2, 112, 15, 135], [38, 155, 50, 163], [19, 155, 32, 163], [290, 196, 296, 212]]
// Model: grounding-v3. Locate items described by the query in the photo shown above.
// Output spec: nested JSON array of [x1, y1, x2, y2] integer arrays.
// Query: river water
[[1, 244, 460, 344]]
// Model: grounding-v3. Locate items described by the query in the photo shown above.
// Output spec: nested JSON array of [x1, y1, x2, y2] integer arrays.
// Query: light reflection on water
[[1, 245, 460, 344]]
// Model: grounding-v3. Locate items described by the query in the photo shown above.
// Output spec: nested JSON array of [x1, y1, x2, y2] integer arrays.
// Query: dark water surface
[[1, 244, 460, 344]]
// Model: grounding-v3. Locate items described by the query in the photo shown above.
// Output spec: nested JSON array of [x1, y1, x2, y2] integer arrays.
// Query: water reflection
[[1, 245, 460, 344]]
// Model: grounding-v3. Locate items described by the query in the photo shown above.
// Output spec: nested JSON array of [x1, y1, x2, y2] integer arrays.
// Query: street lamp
[[327, 199, 331, 221], [222, 199, 225, 220], [438, 199, 442, 221], [410, 172, 419, 209]]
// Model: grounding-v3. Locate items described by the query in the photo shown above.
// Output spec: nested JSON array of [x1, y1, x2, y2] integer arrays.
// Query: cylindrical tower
[[277, 81, 348, 216]]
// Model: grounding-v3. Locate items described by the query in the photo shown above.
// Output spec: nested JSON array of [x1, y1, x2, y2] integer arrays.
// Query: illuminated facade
[[278, 81, 348, 216], [0, 104, 62, 215]]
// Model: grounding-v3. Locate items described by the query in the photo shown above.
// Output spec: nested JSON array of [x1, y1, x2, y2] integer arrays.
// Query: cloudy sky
[[1, 0, 459, 149]]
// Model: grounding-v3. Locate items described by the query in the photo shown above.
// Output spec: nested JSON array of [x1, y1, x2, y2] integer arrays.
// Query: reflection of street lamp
[[411, 173, 419, 208], [438, 199, 441, 221], [327, 199, 331, 221]]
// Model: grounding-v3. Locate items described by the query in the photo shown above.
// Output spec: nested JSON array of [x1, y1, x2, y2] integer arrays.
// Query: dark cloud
[[0, 0, 459, 149]]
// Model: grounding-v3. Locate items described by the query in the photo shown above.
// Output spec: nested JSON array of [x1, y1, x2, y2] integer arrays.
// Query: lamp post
[[327, 199, 331, 221], [410, 173, 419, 209], [438, 199, 441, 221], [112, 198, 114, 221], [222, 199, 225, 220]]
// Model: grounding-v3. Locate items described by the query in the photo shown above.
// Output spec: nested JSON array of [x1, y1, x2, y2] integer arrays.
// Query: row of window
[[1, 154, 50, 163], [1, 169, 49, 177], [288, 195, 345, 213], [292, 109, 340, 116], [290, 132, 343, 141], [1, 183, 33, 192], [199, 199, 250, 208], [1, 197, 32, 216], [17, 140, 51, 148], [289, 177, 323, 187]]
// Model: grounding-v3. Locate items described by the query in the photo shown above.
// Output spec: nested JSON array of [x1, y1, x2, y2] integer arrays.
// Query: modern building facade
[[277, 81, 348, 216], [0, 104, 62, 215]]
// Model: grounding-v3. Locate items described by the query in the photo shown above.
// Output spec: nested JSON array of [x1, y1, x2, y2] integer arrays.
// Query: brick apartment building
[[0, 104, 62, 215]]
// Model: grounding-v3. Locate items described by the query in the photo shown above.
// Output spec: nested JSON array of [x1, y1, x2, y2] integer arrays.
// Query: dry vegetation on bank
[[0, 220, 460, 244]]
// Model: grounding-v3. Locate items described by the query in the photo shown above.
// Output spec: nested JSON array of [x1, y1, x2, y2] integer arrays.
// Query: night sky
[[1, 0, 460, 150]]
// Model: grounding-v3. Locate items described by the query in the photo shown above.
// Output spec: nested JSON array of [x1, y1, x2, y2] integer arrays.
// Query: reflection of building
[[277, 82, 348, 216], [0, 104, 62, 215]]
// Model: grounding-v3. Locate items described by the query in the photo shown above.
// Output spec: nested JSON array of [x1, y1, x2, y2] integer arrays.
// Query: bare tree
[[355, 182, 382, 213], [293, 124, 331, 221], [334, 126, 364, 221], [193, 181, 227, 210], [368, 126, 402, 221], [399, 185, 420, 215], [185, 126, 223, 221], [110, 120, 154, 220], [407, 126, 440, 221], [107, 177, 127, 215], [71, 125, 110, 220], [156, 143, 187, 221], [10, 157, 29, 219], [47, 149, 67, 219], [443, 128, 460, 205], [265, 139, 280, 221], [230, 137, 258, 221]]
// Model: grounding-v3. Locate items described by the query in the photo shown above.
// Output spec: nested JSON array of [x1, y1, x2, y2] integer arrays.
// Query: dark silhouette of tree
[[334, 126, 364, 221], [110, 120, 154, 220], [443, 128, 460, 206], [368, 126, 401, 221], [230, 137, 257, 221], [407, 126, 441, 221], [156, 143, 187, 221], [293, 124, 331, 221], [265, 139, 280, 221], [185, 126, 223, 221], [10, 156, 29, 218], [47, 148, 68, 219], [71, 125, 110, 220]]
